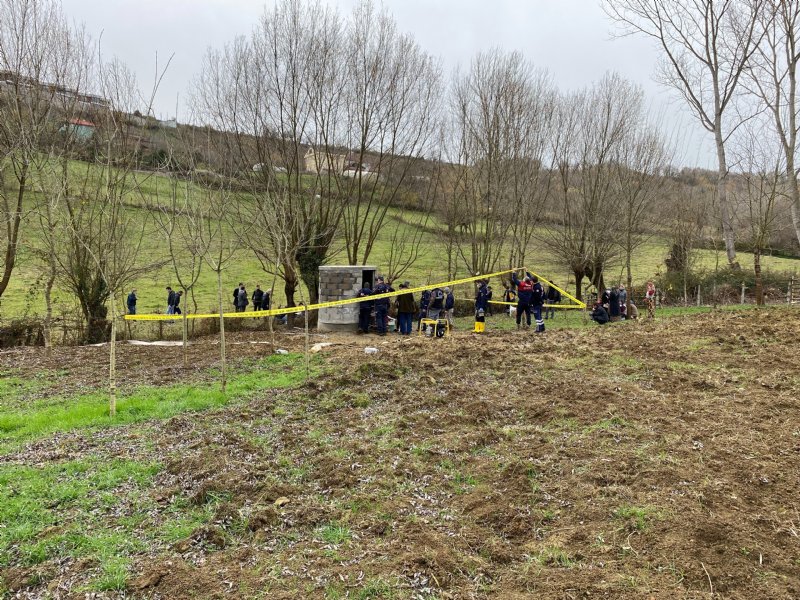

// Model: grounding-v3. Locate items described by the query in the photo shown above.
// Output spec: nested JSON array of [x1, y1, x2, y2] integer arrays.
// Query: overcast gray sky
[[60, 0, 713, 167]]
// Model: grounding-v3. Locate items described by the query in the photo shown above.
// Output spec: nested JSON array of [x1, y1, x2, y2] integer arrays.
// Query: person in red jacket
[[511, 271, 534, 329]]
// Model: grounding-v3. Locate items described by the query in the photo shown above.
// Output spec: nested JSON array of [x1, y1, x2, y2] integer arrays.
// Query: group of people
[[356, 277, 456, 336], [125, 284, 274, 316], [231, 283, 272, 313], [590, 281, 656, 325]]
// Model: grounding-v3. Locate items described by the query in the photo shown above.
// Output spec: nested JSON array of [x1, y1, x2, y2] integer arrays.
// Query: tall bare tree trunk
[[217, 269, 227, 393], [304, 305, 310, 382], [625, 237, 633, 316], [43, 229, 56, 357], [715, 126, 738, 267], [109, 290, 117, 417], [0, 163, 27, 298], [787, 154, 800, 246], [754, 247, 763, 306]]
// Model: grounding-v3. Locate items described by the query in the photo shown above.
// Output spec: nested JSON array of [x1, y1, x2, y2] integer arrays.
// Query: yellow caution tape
[[125, 267, 522, 322], [489, 301, 585, 309], [488, 271, 586, 310], [526, 270, 586, 309]]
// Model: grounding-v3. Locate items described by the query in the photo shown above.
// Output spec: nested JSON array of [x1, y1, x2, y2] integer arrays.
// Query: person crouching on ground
[[395, 282, 417, 335], [372, 276, 394, 336], [591, 301, 609, 325]]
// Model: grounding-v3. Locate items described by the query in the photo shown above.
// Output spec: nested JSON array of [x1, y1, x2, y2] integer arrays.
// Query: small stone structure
[[318, 265, 376, 332]]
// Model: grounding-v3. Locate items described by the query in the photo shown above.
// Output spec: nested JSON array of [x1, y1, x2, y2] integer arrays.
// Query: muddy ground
[[1, 308, 799, 599]]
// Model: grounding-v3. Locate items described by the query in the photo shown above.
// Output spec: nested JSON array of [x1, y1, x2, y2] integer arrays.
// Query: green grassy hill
[[2, 160, 799, 319]]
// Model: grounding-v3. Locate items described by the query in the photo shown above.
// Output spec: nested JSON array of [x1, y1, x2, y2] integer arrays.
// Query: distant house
[[61, 119, 95, 141], [304, 147, 346, 174]]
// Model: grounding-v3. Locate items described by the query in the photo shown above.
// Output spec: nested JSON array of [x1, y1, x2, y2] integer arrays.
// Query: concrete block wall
[[318, 265, 376, 331]]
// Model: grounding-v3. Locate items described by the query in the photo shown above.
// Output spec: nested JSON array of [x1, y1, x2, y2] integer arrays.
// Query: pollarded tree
[[193, 0, 347, 306], [447, 50, 551, 280], [336, 1, 442, 269], [546, 73, 641, 298]]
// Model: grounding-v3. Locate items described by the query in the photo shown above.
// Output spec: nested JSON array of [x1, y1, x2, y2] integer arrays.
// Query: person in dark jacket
[[427, 287, 445, 320], [252, 285, 264, 311], [473, 281, 489, 333], [591, 302, 609, 325], [173, 290, 183, 315], [418, 289, 431, 332], [233, 283, 243, 308], [609, 286, 621, 322], [236, 285, 248, 312], [444, 287, 455, 329], [166, 286, 176, 315], [531, 276, 545, 332], [511, 271, 535, 329], [356, 282, 373, 334], [127, 289, 137, 315], [395, 282, 417, 335], [601, 288, 611, 308], [372, 276, 394, 336], [545, 284, 562, 320]]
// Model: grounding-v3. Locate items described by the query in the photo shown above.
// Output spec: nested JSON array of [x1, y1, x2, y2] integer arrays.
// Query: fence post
[[790, 277, 795, 305], [740, 282, 746, 305]]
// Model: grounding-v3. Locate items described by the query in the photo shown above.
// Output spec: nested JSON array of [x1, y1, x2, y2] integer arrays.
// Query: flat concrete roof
[[318, 265, 377, 270]]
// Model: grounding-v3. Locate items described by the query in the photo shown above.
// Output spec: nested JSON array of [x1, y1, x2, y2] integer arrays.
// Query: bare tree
[[197, 178, 241, 394], [605, 0, 767, 267], [664, 183, 711, 303], [612, 120, 671, 312], [746, 0, 800, 246], [731, 124, 784, 304], [447, 50, 548, 279], [193, 0, 346, 306], [336, 1, 442, 268], [0, 0, 90, 301], [149, 174, 205, 367], [546, 73, 640, 298]]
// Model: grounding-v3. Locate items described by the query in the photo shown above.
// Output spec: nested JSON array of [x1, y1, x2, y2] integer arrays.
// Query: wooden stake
[[304, 304, 310, 381], [109, 291, 117, 417]]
